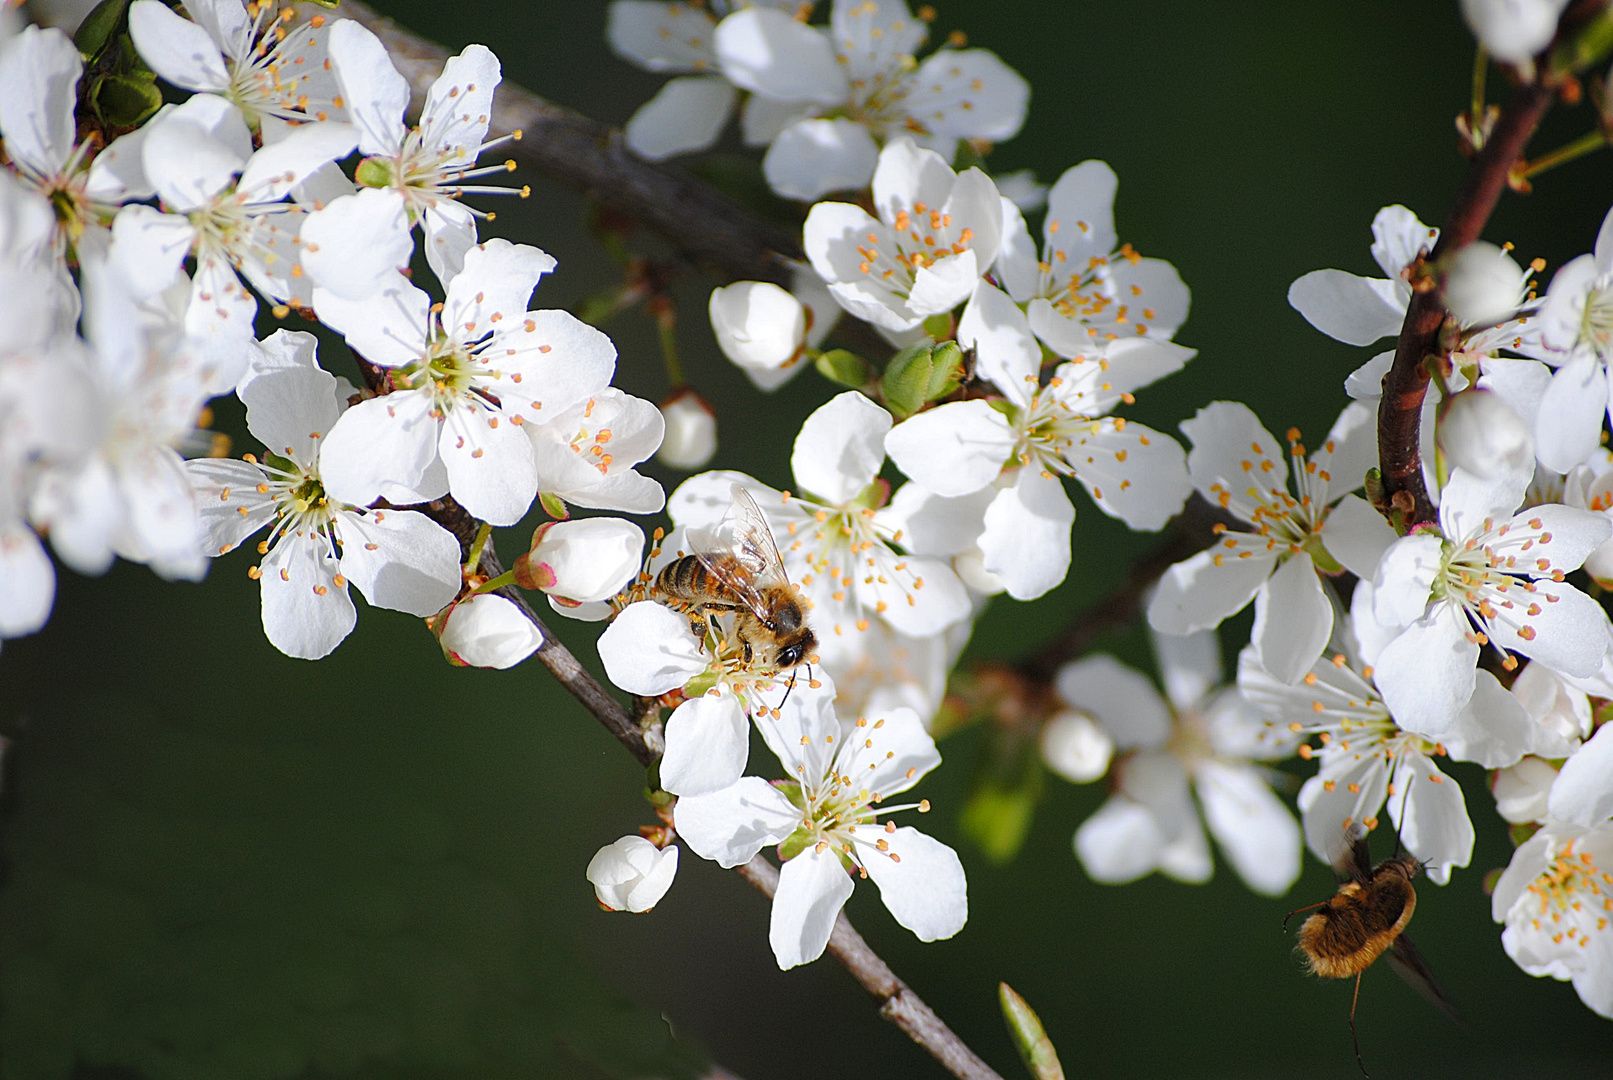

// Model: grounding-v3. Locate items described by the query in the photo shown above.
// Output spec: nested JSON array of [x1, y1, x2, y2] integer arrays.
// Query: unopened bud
[[882, 340, 964, 418], [1459, 0, 1571, 64], [1438, 388, 1534, 480], [999, 983, 1066, 1080], [518, 517, 644, 603], [1039, 709, 1115, 783], [586, 835, 678, 912], [1442, 241, 1527, 327], [709, 281, 806, 381], [436, 594, 543, 669], [657, 389, 717, 470]]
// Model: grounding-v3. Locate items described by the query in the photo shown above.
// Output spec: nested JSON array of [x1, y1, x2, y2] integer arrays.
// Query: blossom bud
[[1459, 0, 1570, 64], [656, 389, 717, 470], [516, 517, 644, 603], [1039, 709, 1114, 783], [882, 340, 964, 419], [586, 836, 678, 912], [709, 280, 805, 373], [999, 983, 1065, 1080], [437, 594, 543, 669], [1438, 388, 1534, 480], [1442, 241, 1527, 327], [1493, 757, 1559, 824]]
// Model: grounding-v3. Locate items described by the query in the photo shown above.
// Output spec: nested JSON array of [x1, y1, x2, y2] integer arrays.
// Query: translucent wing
[[688, 485, 790, 624], [1323, 822, 1373, 885], [1387, 935, 1461, 1027], [726, 484, 790, 589]]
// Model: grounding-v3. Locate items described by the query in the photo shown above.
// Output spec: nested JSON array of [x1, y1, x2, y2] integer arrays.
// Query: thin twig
[[337, 0, 803, 286], [733, 857, 1005, 1080]]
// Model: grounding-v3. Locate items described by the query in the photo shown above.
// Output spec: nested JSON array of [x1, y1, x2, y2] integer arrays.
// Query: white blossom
[[438, 592, 543, 669], [587, 835, 679, 912], [1532, 203, 1613, 473], [1288, 204, 1436, 347]]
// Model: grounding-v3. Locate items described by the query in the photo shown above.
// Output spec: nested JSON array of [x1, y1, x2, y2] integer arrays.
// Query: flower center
[[1579, 281, 1613, 361], [1523, 838, 1613, 947], [1434, 515, 1564, 667]]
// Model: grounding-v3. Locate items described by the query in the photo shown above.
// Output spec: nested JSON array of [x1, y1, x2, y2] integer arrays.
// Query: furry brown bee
[[653, 484, 816, 674], [1287, 825, 1458, 1076]]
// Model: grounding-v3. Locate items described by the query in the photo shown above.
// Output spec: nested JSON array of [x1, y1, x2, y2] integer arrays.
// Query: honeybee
[[653, 484, 816, 674], [1287, 824, 1458, 1076]]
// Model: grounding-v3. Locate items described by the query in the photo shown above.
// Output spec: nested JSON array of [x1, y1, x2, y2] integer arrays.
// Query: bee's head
[[772, 628, 817, 672]]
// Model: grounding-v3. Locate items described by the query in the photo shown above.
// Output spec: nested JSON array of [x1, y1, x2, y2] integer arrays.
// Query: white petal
[[1489, 578, 1611, 679], [1250, 552, 1332, 684], [1493, 757, 1558, 824], [1151, 626, 1222, 713], [978, 469, 1073, 601], [1373, 603, 1479, 737], [1286, 269, 1406, 346], [1319, 493, 1397, 580], [907, 249, 979, 317], [607, 0, 717, 71], [443, 239, 557, 340], [0, 26, 80, 176], [1146, 538, 1277, 635], [335, 508, 461, 617], [236, 120, 358, 202], [1547, 721, 1613, 827], [1371, 534, 1443, 628], [830, 0, 926, 86], [1535, 354, 1608, 473], [438, 594, 542, 670], [300, 188, 415, 301], [803, 199, 882, 285], [1063, 420, 1191, 531], [1055, 654, 1169, 750], [128, 1, 229, 92], [862, 827, 967, 941], [141, 94, 251, 210], [0, 522, 54, 636], [1370, 204, 1438, 280], [84, 118, 160, 203], [317, 390, 440, 509], [1043, 160, 1117, 267], [1074, 797, 1164, 884], [624, 75, 736, 160], [710, 280, 805, 370], [714, 8, 846, 106], [595, 601, 703, 699], [903, 48, 1028, 141], [1389, 752, 1473, 885], [958, 280, 1039, 407], [1039, 710, 1114, 783], [993, 196, 1040, 303], [770, 846, 854, 969], [260, 531, 356, 660], [791, 390, 891, 505], [1298, 753, 1389, 864], [761, 118, 880, 200], [1196, 760, 1301, 896], [741, 92, 814, 147], [883, 400, 1013, 496], [673, 777, 801, 868], [422, 199, 478, 287], [327, 19, 408, 156], [109, 205, 193, 299], [1439, 669, 1539, 769], [660, 693, 752, 797], [877, 481, 990, 557], [419, 44, 500, 166]]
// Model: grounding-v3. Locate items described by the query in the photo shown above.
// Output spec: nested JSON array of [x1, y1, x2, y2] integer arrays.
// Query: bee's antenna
[[1349, 970, 1370, 1078], [1282, 900, 1329, 933], [776, 666, 799, 713]]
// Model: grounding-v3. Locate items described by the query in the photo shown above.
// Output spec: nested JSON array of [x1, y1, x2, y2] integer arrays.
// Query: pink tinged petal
[[883, 400, 1014, 496], [1371, 534, 1444, 628], [301, 189, 415, 302], [1297, 753, 1389, 865], [0, 522, 54, 636], [1152, 627, 1222, 714], [1195, 760, 1301, 897], [236, 121, 359, 202], [1250, 552, 1332, 685], [1439, 669, 1537, 768], [861, 827, 967, 941], [660, 693, 752, 797], [444, 238, 556, 337], [438, 593, 542, 669], [311, 270, 430, 366], [127, 0, 229, 92], [327, 20, 409, 157], [1074, 797, 1165, 884], [761, 118, 879, 200], [422, 199, 478, 287], [791, 391, 891, 505], [607, 0, 718, 72], [958, 280, 1039, 407], [259, 531, 356, 660], [1389, 752, 1473, 885], [1146, 538, 1278, 635], [0, 26, 80, 176], [904, 47, 1028, 142], [1489, 578, 1610, 678], [1535, 355, 1608, 473], [185, 457, 276, 555], [420, 44, 500, 165], [625, 75, 736, 160], [715, 8, 846, 105], [109, 205, 194, 299], [1181, 400, 1284, 522], [771, 846, 855, 969], [141, 94, 252, 210], [907, 248, 979, 317], [671, 776, 801, 866], [831, 0, 926, 85], [587, 836, 678, 912], [528, 517, 644, 603], [1055, 653, 1169, 750], [334, 508, 460, 617], [994, 196, 1040, 303], [596, 600, 706, 696], [84, 111, 161, 203], [1370, 204, 1437, 281], [318, 390, 439, 509], [1063, 420, 1191, 531], [1318, 494, 1397, 580], [979, 469, 1072, 601], [1548, 723, 1613, 827], [1374, 603, 1480, 737], [1287, 269, 1405, 346]]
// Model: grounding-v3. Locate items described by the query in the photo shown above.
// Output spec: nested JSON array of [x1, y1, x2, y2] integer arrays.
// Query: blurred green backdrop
[[4, 1, 1612, 1077]]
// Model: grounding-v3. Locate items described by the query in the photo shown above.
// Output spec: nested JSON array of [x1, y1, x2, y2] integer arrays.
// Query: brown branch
[[1376, 80, 1557, 523], [338, 0, 802, 286], [732, 856, 1005, 1080]]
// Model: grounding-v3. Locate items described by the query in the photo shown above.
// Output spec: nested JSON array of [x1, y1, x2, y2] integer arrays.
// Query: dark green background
[[3, 1, 1611, 1077]]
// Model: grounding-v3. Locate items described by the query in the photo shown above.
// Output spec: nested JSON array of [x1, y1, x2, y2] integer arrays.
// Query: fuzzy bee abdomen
[[1298, 878, 1415, 979]]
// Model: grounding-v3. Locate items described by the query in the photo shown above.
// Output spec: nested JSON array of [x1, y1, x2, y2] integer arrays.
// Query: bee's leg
[[741, 639, 753, 666], [688, 613, 709, 644], [1349, 971, 1368, 1077]]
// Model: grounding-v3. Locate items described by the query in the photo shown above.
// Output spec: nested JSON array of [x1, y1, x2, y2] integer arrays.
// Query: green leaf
[[74, 0, 128, 63], [91, 71, 162, 128], [815, 348, 872, 388], [999, 983, 1066, 1080], [960, 782, 1038, 864]]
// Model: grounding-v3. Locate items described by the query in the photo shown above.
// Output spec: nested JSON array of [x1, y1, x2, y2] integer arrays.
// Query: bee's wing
[[726, 484, 792, 590], [686, 486, 789, 623], [1323, 822, 1374, 885], [1388, 934, 1462, 1027]]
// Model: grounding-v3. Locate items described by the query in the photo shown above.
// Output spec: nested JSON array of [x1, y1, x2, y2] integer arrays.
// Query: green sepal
[[1509, 821, 1541, 848], [1302, 534, 1345, 575], [815, 348, 872, 389], [683, 669, 719, 699], [999, 983, 1066, 1080], [777, 824, 813, 862], [304, 0, 342, 7], [881, 340, 965, 419], [355, 156, 395, 189], [74, 0, 128, 63], [91, 71, 162, 129], [539, 491, 570, 521]]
